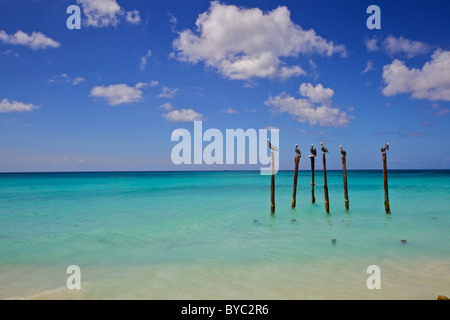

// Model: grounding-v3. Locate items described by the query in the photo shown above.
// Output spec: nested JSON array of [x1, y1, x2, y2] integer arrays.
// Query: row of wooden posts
[[269, 142, 391, 214]]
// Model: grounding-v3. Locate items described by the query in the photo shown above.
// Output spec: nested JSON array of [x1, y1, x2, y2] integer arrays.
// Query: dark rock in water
[[401, 239, 407, 244], [431, 217, 437, 220], [253, 219, 260, 225], [331, 239, 337, 245], [291, 219, 297, 223], [437, 295, 449, 300]]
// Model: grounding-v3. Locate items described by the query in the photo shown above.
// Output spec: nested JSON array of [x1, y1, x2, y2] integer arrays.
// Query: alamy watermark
[[170, 121, 279, 175], [366, 265, 381, 289], [66, 265, 81, 290]]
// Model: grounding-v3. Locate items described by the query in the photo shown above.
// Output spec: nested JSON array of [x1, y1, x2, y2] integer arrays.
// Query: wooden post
[[382, 152, 391, 214], [310, 156, 316, 204], [323, 153, 330, 214], [342, 154, 349, 211], [292, 155, 300, 208], [270, 151, 275, 214]]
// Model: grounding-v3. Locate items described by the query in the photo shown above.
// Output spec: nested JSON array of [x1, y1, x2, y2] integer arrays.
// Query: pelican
[[310, 144, 317, 157], [340, 145, 346, 156], [295, 144, 301, 156], [320, 142, 329, 153], [268, 139, 278, 151], [381, 143, 389, 153]]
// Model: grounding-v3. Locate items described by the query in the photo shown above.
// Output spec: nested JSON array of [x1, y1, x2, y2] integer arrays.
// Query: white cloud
[[157, 86, 179, 98], [382, 49, 450, 101], [0, 98, 39, 113], [125, 10, 141, 24], [159, 103, 203, 122], [299, 83, 334, 104], [77, 0, 140, 27], [383, 35, 429, 58], [365, 36, 429, 58], [90, 83, 145, 106], [162, 108, 203, 122], [361, 60, 375, 74], [172, 1, 346, 81], [77, 0, 122, 27], [0, 30, 60, 50], [168, 12, 178, 33], [72, 77, 86, 85], [365, 38, 379, 52], [140, 50, 152, 70], [265, 83, 352, 127], [49, 74, 85, 86], [219, 107, 239, 114], [158, 102, 175, 111]]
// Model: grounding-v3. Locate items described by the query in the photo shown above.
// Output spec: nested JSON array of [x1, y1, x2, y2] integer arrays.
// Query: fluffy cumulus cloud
[[159, 102, 203, 122], [77, 0, 140, 27], [162, 108, 203, 122], [265, 83, 352, 127], [172, 1, 346, 81], [90, 83, 147, 105], [382, 49, 450, 101], [0, 30, 60, 50], [299, 83, 334, 104], [0, 98, 39, 113]]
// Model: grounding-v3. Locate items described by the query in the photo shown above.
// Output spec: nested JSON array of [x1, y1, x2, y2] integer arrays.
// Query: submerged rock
[[253, 219, 260, 225], [291, 219, 297, 223], [401, 239, 407, 244], [331, 239, 337, 245]]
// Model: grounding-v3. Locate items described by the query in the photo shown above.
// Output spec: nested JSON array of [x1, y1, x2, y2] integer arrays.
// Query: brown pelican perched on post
[[340, 145, 346, 156], [381, 143, 389, 153], [309, 144, 317, 158], [320, 142, 329, 153], [268, 139, 278, 151], [295, 144, 301, 157]]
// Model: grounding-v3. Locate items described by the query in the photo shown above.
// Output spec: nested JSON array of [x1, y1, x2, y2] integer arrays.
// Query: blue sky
[[0, 0, 449, 172]]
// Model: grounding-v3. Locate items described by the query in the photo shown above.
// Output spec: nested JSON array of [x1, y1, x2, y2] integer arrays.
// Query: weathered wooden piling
[[310, 157, 316, 204], [382, 151, 391, 214], [323, 153, 330, 213], [270, 151, 275, 214], [292, 154, 300, 208], [309, 144, 317, 204], [341, 146, 349, 211]]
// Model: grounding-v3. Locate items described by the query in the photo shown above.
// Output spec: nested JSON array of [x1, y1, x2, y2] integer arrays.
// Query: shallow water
[[0, 170, 449, 299]]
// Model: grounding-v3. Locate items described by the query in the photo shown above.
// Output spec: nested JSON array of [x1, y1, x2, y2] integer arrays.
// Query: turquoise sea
[[0, 170, 449, 299]]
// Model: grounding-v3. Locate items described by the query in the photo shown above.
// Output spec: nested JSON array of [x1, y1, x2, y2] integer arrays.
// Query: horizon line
[[1, 168, 449, 174]]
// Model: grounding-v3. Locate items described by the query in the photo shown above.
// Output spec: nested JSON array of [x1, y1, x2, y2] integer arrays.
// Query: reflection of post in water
[[320, 142, 330, 214], [268, 139, 278, 214], [340, 145, 349, 211], [292, 145, 301, 208], [309, 144, 317, 204], [381, 143, 391, 214]]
